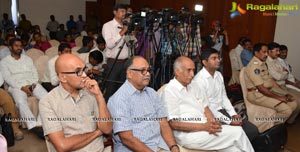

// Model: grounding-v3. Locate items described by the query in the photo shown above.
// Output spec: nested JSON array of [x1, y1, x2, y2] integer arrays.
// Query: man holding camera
[[206, 20, 229, 73], [0, 38, 48, 138], [102, 4, 130, 101]]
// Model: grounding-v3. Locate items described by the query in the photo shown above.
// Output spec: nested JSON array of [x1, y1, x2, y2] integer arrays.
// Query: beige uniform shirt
[[39, 85, 104, 152], [245, 56, 288, 97], [244, 56, 273, 89]]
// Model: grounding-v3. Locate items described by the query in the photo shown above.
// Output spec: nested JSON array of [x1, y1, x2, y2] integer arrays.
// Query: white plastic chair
[[45, 46, 58, 58], [26, 48, 44, 61], [48, 39, 60, 47]]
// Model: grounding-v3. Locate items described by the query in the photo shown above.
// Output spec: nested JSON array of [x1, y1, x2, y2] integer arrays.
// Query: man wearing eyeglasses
[[108, 56, 179, 152], [39, 54, 112, 152]]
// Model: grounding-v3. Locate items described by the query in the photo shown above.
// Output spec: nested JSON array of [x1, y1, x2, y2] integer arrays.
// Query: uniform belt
[[107, 58, 128, 63], [247, 88, 257, 92]]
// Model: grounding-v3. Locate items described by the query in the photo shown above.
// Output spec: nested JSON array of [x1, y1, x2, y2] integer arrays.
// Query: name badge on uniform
[[254, 69, 260, 75]]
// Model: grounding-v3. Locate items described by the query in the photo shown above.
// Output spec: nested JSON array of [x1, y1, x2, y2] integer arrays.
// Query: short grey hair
[[173, 57, 183, 71]]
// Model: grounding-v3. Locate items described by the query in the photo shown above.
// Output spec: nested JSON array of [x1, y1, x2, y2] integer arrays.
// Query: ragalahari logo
[[229, 2, 247, 18]]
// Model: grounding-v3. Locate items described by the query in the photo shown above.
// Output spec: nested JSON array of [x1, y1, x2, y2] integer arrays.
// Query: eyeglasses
[[61, 66, 88, 76], [130, 68, 151, 75]]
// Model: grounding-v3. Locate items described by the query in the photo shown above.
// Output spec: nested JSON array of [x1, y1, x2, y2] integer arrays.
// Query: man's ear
[[58, 73, 67, 83], [126, 69, 132, 79], [174, 68, 181, 77], [202, 59, 208, 67]]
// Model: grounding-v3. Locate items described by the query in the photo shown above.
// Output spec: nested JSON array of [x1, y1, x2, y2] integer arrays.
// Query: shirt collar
[[112, 18, 122, 28], [202, 67, 219, 79], [125, 80, 147, 95], [172, 78, 191, 92], [267, 56, 276, 62], [253, 56, 264, 66], [57, 85, 86, 100]]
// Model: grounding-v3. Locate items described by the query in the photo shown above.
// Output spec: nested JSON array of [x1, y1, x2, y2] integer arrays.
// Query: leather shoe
[[31, 127, 45, 139]]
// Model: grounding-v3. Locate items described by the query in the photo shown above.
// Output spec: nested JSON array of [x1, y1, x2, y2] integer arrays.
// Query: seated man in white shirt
[[193, 48, 259, 141], [278, 45, 300, 91], [160, 56, 254, 152], [0, 38, 48, 138], [41, 43, 71, 92]]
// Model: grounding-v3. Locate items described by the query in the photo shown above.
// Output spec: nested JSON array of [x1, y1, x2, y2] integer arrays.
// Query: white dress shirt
[[266, 56, 288, 86], [193, 67, 237, 124], [161, 78, 208, 144], [278, 58, 296, 83], [42, 55, 59, 85], [102, 18, 128, 59], [0, 54, 38, 89]]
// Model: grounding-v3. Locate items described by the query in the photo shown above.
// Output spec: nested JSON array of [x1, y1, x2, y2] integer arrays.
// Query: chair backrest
[[75, 36, 83, 48], [45, 46, 58, 58], [71, 46, 81, 56], [34, 55, 50, 82], [26, 48, 44, 61], [228, 49, 241, 85], [240, 68, 276, 133], [48, 39, 60, 47]]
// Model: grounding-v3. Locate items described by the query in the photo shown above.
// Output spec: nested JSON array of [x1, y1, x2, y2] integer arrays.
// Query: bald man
[[108, 56, 179, 152], [160, 56, 254, 151], [39, 54, 112, 152]]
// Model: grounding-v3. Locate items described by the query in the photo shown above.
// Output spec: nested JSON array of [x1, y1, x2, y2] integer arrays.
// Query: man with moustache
[[266, 42, 300, 124], [102, 4, 130, 101], [108, 56, 179, 152], [39, 54, 112, 152], [244, 43, 297, 124], [0, 38, 48, 138]]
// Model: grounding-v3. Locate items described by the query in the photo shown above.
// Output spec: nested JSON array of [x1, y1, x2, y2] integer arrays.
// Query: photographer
[[206, 20, 229, 73], [102, 4, 130, 101]]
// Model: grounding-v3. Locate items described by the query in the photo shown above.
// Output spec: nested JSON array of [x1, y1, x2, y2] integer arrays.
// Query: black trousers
[[219, 109, 259, 141], [41, 82, 57, 92], [103, 60, 126, 102]]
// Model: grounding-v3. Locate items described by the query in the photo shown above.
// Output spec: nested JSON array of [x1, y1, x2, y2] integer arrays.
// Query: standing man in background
[[102, 4, 129, 101], [46, 15, 59, 40]]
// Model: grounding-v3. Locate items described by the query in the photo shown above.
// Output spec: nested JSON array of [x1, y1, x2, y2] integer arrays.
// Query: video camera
[[122, 12, 146, 34]]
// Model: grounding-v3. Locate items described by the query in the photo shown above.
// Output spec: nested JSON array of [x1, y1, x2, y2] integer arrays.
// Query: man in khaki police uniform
[[266, 42, 300, 124], [244, 43, 297, 124]]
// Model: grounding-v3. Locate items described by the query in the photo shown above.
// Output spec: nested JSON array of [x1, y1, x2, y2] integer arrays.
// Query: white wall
[[19, 0, 85, 36], [274, 0, 300, 79]]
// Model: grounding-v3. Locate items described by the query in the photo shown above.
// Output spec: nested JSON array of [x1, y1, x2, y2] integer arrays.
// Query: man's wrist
[[169, 144, 179, 151]]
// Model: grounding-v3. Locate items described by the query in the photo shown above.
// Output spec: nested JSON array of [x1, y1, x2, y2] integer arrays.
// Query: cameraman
[[102, 4, 130, 101], [206, 20, 229, 73]]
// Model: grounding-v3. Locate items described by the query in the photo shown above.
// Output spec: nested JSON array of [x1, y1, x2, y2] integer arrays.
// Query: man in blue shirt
[[108, 56, 179, 152], [240, 38, 253, 66]]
